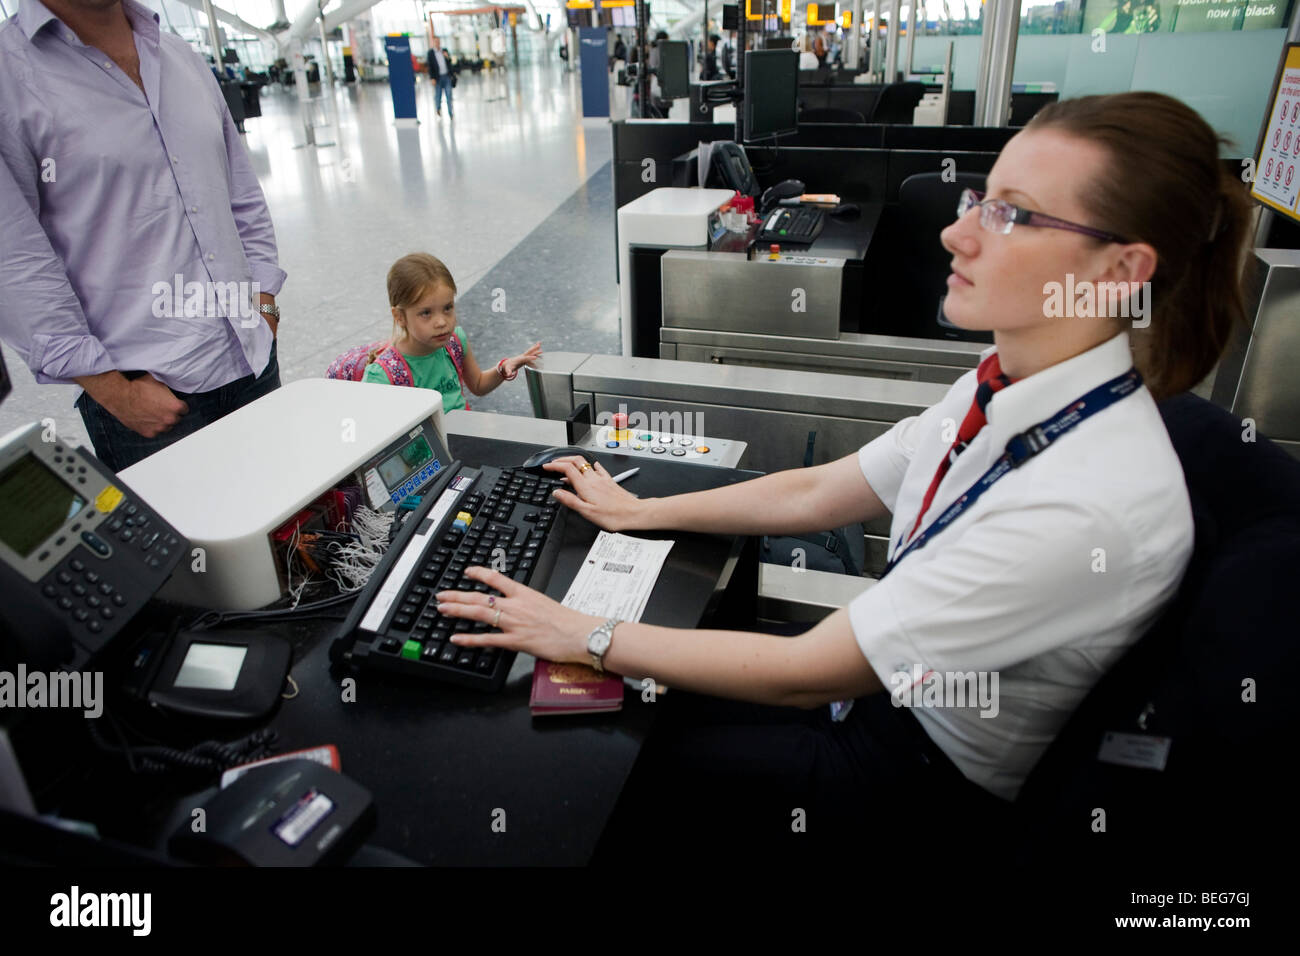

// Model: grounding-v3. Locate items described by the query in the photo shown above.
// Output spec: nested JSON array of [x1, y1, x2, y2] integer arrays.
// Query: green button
[[401, 639, 421, 661], [779, 229, 787, 234], [639, 433, 653, 440]]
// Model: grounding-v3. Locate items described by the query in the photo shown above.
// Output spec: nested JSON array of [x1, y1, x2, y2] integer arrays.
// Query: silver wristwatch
[[258, 302, 280, 321], [586, 618, 619, 673]]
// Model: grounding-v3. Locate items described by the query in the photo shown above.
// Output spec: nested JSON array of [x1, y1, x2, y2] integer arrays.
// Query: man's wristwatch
[[586, 618, 619, 673], [258, 303, 280, 322]]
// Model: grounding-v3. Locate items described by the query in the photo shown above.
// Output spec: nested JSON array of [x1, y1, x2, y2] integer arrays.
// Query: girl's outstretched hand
[[508, 342, 543, 376]]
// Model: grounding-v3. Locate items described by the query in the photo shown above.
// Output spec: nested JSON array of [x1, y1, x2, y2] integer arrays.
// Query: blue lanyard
[[881, 367, 1143, 579]]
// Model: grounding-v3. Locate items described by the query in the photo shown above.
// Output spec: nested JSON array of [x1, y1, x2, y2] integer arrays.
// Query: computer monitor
[[760, 35, 795, 51], [657, 40, 690, 100], [1251, 42, 1300, 225], [743, 49, 798, 142], [722, 3, 739, 30]]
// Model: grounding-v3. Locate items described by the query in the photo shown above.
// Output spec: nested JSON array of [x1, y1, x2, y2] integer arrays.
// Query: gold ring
[[493, 608, 502, 629], [578, 462, 591, 473]]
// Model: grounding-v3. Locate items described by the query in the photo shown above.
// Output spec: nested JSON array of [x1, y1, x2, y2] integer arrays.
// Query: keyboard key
[[438, 644, 458, 663], [391, 614, 413, 630], [455, 650, 477, 670], [380, 638, 402, 653], [475, 655, 495, 674], [421, 643, 442, 662], [401, 639, 422, 661]]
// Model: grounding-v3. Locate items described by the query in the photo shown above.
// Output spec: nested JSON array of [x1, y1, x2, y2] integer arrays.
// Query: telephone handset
[[0, 422, 189, 673], [709, 141, 758, 198]]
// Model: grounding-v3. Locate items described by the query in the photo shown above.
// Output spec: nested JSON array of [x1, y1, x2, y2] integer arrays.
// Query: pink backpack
[[326, 335, 467, 407]]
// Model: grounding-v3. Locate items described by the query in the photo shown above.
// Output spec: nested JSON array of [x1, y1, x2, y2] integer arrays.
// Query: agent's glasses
[[956, 188, 1131, 244]]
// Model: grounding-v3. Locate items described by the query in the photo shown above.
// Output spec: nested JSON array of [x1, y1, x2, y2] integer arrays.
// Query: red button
[[612, 412, 628, 429]]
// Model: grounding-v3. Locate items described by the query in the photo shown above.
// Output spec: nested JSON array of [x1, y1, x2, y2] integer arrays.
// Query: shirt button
[[103, 62, 112, 69], [171, 156, 179, 163], [190, 206, 198, 213], [206, 252, 215, 260]]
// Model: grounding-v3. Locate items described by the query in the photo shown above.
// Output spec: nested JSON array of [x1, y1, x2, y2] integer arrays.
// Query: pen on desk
[[611, 467, 640, 485]]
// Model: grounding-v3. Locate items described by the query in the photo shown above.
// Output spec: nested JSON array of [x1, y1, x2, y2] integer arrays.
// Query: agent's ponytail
[[1027, 93, 1255, 399]]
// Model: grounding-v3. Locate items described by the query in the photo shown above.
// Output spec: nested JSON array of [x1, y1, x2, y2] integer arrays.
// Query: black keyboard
[[331, 462, 567, 692], [756, 206, 826, 244]]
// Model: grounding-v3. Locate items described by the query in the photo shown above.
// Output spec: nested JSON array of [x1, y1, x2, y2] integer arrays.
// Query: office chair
[[896, 170, 992, 343], [799, 107, 867, 124], [869, 81, 925, 124]]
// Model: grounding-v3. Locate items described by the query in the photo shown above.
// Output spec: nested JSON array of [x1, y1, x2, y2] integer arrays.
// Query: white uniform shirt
[[849, 332, 1193, 801]]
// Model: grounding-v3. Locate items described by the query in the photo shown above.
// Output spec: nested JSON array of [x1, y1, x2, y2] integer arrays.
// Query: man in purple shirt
[[0, 0, 285, 471]]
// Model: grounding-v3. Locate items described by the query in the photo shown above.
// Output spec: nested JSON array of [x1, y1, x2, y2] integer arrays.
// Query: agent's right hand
[[544, 456, 648, 532], [111, 374, 189, 438]]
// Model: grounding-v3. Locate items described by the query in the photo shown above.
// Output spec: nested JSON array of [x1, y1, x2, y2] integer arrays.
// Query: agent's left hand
[[436, 566, 597, 664]]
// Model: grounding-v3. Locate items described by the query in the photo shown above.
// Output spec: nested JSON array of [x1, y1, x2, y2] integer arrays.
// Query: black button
[[147, 557, 161, 569], [84, 570, 99, 584], [70, 558, 85, 572], [80, 531, 111, 556], [86, 595, 102, 608], [55, 536, 65, 546], [391, 614, 413, 630], [38, 550, 50, 561], [125, 503, 137, 516], [438, 644, 458, 663], [380, 638, 401, 653], [71, 583, 86, 597], [42, 583, 58, 598], [73, 609, 88, 622], [87, 620, 103, 634], [57, 571, 72, 585], [99, 582, 114, 595], [111, 593, 126, 607], [100, 607, 114, 619], [57, 597, 72, 610], [108, 519, 124, 532]]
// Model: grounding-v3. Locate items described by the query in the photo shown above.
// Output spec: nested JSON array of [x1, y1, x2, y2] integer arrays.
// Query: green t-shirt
[[362, 327, 467, 412]]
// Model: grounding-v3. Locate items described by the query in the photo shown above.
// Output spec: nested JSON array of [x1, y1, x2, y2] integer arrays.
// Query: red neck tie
[[905, 353, 1014, 544]]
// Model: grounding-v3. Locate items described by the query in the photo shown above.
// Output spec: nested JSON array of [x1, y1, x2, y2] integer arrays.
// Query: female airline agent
[[436, 92, 1253, 852]]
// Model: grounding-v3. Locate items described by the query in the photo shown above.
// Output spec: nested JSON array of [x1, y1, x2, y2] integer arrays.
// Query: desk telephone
[[0, 422, 188, 673]]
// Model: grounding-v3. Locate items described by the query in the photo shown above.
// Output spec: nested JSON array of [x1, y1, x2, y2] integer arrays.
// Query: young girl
[[434, 92, 1254, 854], [359, 253, 542, 412]]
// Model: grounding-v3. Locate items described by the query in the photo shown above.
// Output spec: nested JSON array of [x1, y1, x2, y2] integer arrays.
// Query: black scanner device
[[519, 446, 592, 476], [168, 760, 376, 866]]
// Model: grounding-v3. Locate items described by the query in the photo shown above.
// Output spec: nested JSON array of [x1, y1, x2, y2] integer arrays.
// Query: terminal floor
[[1, 63, 619, 447]]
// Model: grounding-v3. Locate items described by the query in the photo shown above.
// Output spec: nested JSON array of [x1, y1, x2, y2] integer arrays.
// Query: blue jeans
[[76, 340, 281, 472], [435, 74, 453, 116]]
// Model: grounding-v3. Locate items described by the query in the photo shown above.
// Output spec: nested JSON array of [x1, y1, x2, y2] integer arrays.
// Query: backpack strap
[[444, 331, 469, 410], [372, 345, 415, 388]]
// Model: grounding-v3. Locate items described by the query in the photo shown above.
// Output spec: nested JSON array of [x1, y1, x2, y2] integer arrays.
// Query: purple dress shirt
[[0, 0, 284, 393]]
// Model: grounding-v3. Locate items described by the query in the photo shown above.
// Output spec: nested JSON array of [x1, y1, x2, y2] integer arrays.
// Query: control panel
[[578, 414, 744, 468]]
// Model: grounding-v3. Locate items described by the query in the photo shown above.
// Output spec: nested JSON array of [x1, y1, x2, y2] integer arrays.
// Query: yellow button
[[696, 445, 711, 454], [456, 511, 472, 525], [95, 485, 124, 513], [613, 429, 629, 441]]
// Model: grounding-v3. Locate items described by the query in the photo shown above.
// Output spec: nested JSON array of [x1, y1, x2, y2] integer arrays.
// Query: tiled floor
[[1, 63, 618, 444]]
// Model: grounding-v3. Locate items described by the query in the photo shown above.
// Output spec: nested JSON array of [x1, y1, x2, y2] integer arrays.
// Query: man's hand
[[78, 371, 188, 438]]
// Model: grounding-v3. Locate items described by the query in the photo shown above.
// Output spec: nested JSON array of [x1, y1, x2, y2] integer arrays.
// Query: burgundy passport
[[530, 659, 624, 715]]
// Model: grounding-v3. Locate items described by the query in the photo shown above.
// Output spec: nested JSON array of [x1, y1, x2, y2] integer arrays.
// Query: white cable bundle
[[326, 506, 395, 593]]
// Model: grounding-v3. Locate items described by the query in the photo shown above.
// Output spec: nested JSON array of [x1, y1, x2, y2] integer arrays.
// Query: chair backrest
[[893, 170, 991, 343], [1014, 393, 1300, 875], [870, 81, 925, 124], [799, 107, 867, 124]]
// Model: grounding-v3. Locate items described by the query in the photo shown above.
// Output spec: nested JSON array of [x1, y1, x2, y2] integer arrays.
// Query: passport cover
[[530, 659, 624, 715]]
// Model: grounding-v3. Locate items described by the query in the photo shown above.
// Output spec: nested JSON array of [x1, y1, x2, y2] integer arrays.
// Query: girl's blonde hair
[[387, 253, 457, 343]]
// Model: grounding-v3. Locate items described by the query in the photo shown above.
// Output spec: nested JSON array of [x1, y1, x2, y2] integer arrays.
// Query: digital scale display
[[0, 453, 87, 558], [378, 435, 434, 490]]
